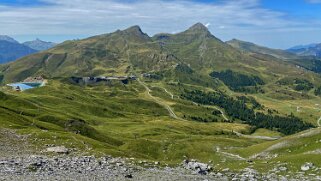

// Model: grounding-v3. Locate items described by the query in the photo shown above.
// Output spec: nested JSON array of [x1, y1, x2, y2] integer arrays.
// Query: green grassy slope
[[1, 78, 320, 173], [0, 80, 254, 160]]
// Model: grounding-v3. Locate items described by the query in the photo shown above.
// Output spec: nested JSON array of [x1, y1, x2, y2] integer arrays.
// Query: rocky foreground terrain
[[0, 129, 320, 181]]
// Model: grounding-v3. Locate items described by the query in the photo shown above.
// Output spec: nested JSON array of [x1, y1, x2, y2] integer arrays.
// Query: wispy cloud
[[306, 0, 321, 3], [0, 0, 320, 48], [0, 0, 297, 34]]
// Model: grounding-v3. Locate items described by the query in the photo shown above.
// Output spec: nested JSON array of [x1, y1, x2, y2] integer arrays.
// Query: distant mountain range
[[227, 39, 298, 60], [226, 39, 321, 60], [287, 43, 321, 58], [227, 39, 321, 74], [0, 35, 56, 64], [288, 43, 318, 50], [0, 35, 19, 44], [0, 37, 37, 64]]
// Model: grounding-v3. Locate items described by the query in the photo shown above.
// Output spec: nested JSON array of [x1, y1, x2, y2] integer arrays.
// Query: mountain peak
[[122, 25, 150, 40], [0, 35, 19, 44], [179, 22, 217, 40], [182, 23, 214, 38], [124, 25, 143, 34], [188, 23, 209, 32]]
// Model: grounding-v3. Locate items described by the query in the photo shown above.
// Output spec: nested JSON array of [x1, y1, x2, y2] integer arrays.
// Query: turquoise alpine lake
[[7, 82, 43, 91]]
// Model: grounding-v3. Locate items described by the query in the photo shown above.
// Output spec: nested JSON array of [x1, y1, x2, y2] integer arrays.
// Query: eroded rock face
[[46, 146, 69, 154]]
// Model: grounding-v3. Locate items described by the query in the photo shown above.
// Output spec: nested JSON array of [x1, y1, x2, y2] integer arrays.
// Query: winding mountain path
[[193, 103, 229, 121], [215, 146, 246, 160], [151, 86, 174, 99], [210, 106, 229, 121], [234, 131, 280, 141], [138, 79, 179, 119], [138, 80, 320, 143], [162, 88, 174, 99]]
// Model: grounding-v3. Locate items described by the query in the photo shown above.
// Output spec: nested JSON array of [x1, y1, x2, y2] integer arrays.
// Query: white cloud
[[0, 0, 320, 48], [0, 0, 295, 34], [205, 23, 211, 28]]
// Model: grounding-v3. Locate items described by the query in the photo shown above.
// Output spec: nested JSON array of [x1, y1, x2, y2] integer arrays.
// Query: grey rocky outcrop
[[182, 159, 212, 175]]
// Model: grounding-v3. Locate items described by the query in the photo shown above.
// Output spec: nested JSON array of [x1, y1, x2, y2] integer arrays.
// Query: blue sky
[[1, 0, 321, 49]]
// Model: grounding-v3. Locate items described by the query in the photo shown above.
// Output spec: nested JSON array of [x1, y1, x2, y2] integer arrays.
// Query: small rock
[[125, 174, 133, 178], [222, 168, 230, 172], [279, 166, 287, 171], [116, 162, 124, 167]]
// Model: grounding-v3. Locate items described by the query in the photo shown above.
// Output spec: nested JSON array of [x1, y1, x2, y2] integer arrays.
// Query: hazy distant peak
[[23, 39, 56, 51], [287, 43, 321, 58], [288, 43, 318, 50], [0, 35, 19, 44]]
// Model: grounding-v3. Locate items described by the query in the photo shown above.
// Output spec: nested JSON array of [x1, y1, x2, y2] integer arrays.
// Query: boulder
[[46, 146, 69, 154], [182, 159, 212, 175], [301, 162, 314, 171]]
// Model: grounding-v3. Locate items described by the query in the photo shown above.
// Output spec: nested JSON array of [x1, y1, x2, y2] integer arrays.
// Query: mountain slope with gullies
[[2, 23, 320, 86], [0, 25, 177, 83], [1, 23, 321, 126]]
